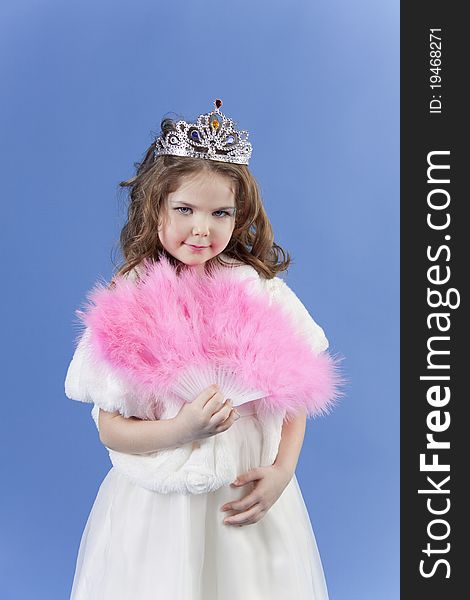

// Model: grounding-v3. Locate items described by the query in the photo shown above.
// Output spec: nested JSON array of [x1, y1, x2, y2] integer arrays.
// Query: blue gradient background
[[0, 1, 399, 598]]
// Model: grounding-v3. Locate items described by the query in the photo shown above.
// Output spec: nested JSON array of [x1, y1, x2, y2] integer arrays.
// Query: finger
[[231, 468, 262, 486], [205, 395, 230, 418], [222, 491, 259, 513], [224, 504, 262, 526], [211, 410, 231, 430], [203, 390, 225, 412], [214, 408, 240, 432], [195, 384, 221, 407]]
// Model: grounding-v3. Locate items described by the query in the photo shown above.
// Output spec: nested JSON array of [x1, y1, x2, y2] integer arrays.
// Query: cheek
[[225, 220, 236, 236], [159, 216, 179, 240]]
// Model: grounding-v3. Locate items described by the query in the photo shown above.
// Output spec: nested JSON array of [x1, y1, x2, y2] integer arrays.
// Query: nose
[[191, 217, 210, 236]]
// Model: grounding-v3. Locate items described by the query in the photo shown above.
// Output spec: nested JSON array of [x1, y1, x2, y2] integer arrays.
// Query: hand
[[174, 384, 240, 445], [221, 464, 293, 527]]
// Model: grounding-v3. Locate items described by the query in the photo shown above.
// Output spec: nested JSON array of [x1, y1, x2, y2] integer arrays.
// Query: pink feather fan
[[77, 256, 342, 419]]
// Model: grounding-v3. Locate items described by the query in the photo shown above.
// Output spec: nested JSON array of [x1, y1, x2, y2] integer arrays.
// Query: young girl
[[65, 99, 341, 600]]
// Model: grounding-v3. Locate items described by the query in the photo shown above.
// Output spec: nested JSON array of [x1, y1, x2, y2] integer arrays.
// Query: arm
[[98, 386, 238, 455], [273, 409, 307, 478], [98, 409, 186, 455]]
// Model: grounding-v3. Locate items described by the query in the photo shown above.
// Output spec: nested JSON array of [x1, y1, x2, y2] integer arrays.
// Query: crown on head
[[153, 99, 252, 165]]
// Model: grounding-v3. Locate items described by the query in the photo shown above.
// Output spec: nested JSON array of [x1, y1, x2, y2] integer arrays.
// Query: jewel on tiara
[[153, 99, 253, 165]]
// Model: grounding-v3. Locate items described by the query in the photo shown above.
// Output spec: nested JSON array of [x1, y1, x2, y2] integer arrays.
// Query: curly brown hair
[[111, 119, 291, 282]]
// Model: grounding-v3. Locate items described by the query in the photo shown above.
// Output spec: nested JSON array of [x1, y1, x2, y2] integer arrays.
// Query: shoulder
[[122, 262, 145, 283], [217, 253, 259, 281], [218, 253, 249, 270], [261, 275, 330, 354]]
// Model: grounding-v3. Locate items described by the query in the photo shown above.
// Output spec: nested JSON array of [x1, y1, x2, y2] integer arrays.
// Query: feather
[[76, 255, 342, 419]]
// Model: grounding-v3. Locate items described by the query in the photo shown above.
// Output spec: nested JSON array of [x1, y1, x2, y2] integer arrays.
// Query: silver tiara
[[153, 99, 252, 165]]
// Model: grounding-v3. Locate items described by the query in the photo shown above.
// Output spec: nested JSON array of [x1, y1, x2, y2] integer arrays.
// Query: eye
[[174, 207, 234, 218]]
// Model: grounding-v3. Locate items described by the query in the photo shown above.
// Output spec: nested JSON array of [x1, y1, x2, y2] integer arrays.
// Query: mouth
[[185, 243, 210, 249]]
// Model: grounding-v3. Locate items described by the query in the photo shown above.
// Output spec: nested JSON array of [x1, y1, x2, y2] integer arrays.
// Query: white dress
[[65, 259, 330, 600]]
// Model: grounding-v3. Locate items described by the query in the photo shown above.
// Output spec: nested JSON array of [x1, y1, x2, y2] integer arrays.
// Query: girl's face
[[158, 171, 237, 273]]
